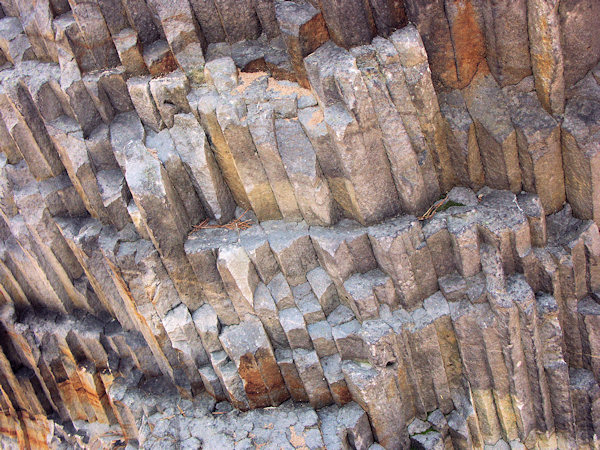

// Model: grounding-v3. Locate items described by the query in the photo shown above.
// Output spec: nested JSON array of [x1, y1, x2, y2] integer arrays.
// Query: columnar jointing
[[0, 0, 599, 448]]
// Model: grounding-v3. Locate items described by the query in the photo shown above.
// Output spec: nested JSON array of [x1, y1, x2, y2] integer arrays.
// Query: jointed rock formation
[[0, 0, 599, 448]]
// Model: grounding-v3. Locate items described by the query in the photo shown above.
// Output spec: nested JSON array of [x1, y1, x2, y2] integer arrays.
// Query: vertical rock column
[[526, 0, 565, 115], [219, 318, 289, 408], [390, 25, 455, 191], [275, 0, 329, 88]]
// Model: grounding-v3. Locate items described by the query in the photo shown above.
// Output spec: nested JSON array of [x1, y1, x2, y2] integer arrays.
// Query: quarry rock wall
[[0, 0, 599, 448]]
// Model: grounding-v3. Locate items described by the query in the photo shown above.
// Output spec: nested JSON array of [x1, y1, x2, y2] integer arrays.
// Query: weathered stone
[[517, 192, 547, 247], [390, 26, 455, 190], [0, 17, 35, 64], [147, 0, 205, 79], [569, 368, 600, 447], [352, 45, 433, 214], [253, 282, 289, 349], [123, 141, 188, 252], [319, 354, 351, 407], [310, 220, 377, 289], [293, 348, 332, 408], [369, 216, 437, 310], [86, 123, 117, 172], [219, 318, 288, 407], [143, 40, 178, 77], [216, 95, 281, 221], [237, 224, 278, 285], [190, 87, 251, 209], [279, 307, 312, 350], [185, 229, 240, 325], [305, 42, 401, 224], [317, 0, 373, 49], [199, 364, 226, 401], [204, 57, 238, 95], [162, 303, 208, 370], [527, 0, 564, 115], [330, 318, 365, 362], [342, 361, 409, 449], [559, 0, 600, 90], [439, 90, 485, 190], [210, 351, 250, 410], [464, 70, 522, 192], [503, 85, 565, 213], [126, 76, 163, 132], [267, 272, 295, 310], [561, 75, 600, 225], [275, 348, 309, 402], [231, 36, 268, 73], [296, 290, 326, 325], [246, 103, 302, 221], [217, 244, 260, 320], [306, 266, 340, 316], [536, 293, 575, 442], [113, 28, 147, 76], [213, 0, 261, 43], [82, 72, 114, 124], [188, 0, 226, 44], [53, 13, 96, 73], [264, 37, 297, 82], [96, 169, 131, 230], [477, 0, 531, 86], [192, 304, 222, 353], [263, 221, 318, 286], [307, 320, 336, 358], [170, 113, 235, 223], [297, 106, 359, 220], [45, 117, 108, 223], [409, 307, 453, 414], [443, 0, 486, 88], [0, 91, 64, 181], [275, 1, 328, 87], [402, 0, 456, 89], [146, 128, 205, 227], [3, 4, 600, 446], [149, 71, 191, 128], [275, 118, 336, 225], [343, 270, 397, 321], [438, 273, 467, 303], [126, 199, 150, 240]]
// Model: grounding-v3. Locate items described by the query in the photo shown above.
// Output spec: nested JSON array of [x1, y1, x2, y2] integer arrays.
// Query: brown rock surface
[[2, 3, 600, 448]]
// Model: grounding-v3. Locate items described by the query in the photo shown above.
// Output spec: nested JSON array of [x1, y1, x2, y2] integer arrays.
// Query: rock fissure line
[[0, 0, 599, 449]]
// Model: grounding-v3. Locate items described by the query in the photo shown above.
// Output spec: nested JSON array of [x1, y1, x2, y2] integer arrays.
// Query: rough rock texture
[[0, 1, 600, 449]]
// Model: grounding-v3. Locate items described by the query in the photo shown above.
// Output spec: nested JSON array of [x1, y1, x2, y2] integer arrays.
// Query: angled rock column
[[170, 113, 235, 224], [220, 318, 289, 408]]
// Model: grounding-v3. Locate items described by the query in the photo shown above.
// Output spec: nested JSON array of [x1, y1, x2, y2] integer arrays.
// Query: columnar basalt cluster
[[0, 0, 599, 449]]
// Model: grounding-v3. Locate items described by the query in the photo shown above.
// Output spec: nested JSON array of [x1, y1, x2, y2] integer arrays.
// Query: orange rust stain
[[450, 0, 486, 88]]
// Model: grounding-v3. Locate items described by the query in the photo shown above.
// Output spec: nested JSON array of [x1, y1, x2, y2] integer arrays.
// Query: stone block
[[342, 360, 409, 449], [275, 1, 328, 87], [219, 318, 289, 407], [307, 320, 336, 358], [279, 307, 312, 350], [246, 103, 302, 221], [170, 113, 235, 223], [293, 348, 333, 408]]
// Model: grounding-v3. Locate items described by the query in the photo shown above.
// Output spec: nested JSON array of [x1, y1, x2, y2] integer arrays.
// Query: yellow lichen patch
[[234, 71, 270, 95], [266, 77, 312, 97], [288, 426, 309, 450]]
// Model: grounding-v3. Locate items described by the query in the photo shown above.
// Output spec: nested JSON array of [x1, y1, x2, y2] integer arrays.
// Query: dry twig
[[146, 147, 159, 160], [192, 209, 253, 232], [418, 196, 448, 221]]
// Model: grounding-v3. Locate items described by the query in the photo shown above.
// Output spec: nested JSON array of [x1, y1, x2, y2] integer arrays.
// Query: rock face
[[0, 1, 599, 449]]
